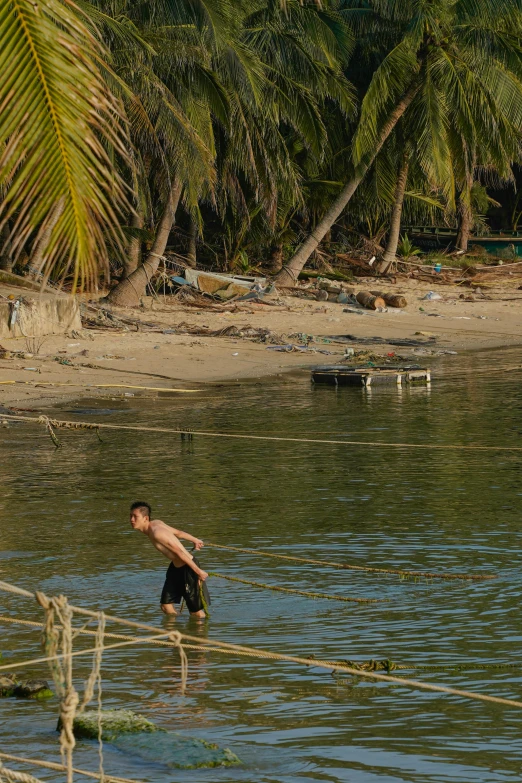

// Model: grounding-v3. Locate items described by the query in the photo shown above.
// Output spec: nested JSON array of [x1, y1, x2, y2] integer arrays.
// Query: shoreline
[[1, 276, 522, 411]]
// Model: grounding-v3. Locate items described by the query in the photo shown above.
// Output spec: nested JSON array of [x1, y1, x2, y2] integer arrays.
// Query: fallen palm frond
[[0, 0, 130, 290]]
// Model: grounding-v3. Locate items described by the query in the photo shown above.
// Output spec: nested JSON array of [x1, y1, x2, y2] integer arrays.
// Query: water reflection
[[1, 350, 522, 781]]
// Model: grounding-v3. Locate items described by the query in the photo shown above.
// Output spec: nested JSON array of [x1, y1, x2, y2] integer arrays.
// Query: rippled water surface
[[1, 348, 522, 782]]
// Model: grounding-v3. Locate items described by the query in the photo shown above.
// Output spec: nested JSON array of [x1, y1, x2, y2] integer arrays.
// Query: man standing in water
[[129, 501, 210, 618]]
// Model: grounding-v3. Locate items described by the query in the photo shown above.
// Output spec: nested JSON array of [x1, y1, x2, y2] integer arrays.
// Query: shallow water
[[1, 348, 522, 782]]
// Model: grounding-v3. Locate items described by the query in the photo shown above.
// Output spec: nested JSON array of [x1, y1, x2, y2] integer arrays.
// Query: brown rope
[[208, 572, 384, 602], [1, 579, 522, 709], [3, 413, 522, 452], [0, 753, 141, 783], [206, 542, 496, 582], [0, 762, 43, 783], [2, 615, 516, 673]]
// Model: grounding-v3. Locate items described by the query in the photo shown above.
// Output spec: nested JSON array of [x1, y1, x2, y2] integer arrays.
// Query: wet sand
[[1, 277, 521, 410]]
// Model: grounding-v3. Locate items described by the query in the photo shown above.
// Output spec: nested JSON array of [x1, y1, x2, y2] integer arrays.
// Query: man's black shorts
[[160, 555, 211, 614]]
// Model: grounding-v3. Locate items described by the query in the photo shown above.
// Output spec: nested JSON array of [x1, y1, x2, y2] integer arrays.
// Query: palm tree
[[102, 0, 255, 305], [104, 0, 354, 305], [0, 0, 130, 289], [275, 0, 522, 286]]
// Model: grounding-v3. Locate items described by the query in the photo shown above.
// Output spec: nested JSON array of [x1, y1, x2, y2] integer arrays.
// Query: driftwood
[[336, 254, 376, 275], [356, 291, 385, 310], [370, 291, 407, 308]]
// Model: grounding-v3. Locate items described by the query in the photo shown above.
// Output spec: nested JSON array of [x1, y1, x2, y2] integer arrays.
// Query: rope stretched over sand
[[206, 543, 496, 582], [1, 579, 522, 709], [0, 753, 141, 783], [0, 382, 200, 393], [2, 413, 522, 452], [208, 571, 383, 602]]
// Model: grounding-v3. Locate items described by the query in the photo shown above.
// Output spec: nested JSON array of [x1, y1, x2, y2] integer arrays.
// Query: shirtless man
[[130, 501, 210, 618]]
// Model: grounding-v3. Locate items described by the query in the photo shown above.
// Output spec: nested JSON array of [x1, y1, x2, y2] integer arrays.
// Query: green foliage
[[397, 234, 421, 260], [3, 0, 522, 283], [0, 0, 130, 289]]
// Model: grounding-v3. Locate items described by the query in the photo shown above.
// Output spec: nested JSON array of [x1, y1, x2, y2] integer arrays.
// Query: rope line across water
[[2, 413, 522, 452], [206, 543, 496, 582], [0, 753, 142, 783], [0, 761, 44, 783], [1, 615, 518, 674], [208, 571, 384, 602], [1, 579, 522, 709]]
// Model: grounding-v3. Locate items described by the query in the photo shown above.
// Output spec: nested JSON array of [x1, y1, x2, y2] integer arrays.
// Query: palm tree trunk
[[187, 217, 197, 268], [274, 82, 420, 286], [456, 177, 473, 252], [107, 179, 182, 306], [0, 222, 13, 271], [377, 153, 410, 274], [268, 241, 284, 274], [123, 211, 143, 279]]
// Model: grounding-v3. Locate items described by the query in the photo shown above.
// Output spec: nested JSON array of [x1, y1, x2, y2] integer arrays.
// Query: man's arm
[[156, 530, 208, 580], [170, 527, 204, 550]]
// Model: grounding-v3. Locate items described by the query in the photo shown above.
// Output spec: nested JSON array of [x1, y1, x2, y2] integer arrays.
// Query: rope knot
[[37, 416, 61, 447], [34, 591, 50, 610]]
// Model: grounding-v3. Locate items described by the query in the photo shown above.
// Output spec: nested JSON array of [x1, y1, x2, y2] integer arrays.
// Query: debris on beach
[[370, 291, 408, 308], [356, 291, 386, 310]]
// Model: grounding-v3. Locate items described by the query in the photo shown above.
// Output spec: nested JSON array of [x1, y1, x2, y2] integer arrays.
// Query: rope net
[[0, 580, 188, 783]]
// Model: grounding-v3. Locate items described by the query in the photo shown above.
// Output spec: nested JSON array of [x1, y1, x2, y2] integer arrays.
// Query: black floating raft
[[311, 365, 431, 387]]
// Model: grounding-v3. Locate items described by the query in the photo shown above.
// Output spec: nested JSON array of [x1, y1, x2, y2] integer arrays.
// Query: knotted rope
[[35, 591, 106, 783], [1, 578, 521, 709], [36, 415, 102, 447], [3, 615, 519, 675], [4, 413, 522, 453], [36, 416, 61, 448]]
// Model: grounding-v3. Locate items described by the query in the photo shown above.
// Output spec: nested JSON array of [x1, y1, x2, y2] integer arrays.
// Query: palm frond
[[0, 0, 130, 289]]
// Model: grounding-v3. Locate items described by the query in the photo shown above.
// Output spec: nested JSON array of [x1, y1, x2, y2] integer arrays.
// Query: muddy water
[[1, 349, 522, 782]]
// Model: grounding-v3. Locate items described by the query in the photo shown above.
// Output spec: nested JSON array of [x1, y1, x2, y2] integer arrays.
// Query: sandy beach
[[1, 276, 522, 410]]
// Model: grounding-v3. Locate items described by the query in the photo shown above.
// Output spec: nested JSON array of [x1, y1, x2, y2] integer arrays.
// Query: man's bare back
[[130, 502, 209, 617]]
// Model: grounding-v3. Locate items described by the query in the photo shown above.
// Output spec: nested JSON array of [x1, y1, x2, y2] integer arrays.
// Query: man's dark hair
[[130, 501, 151, 519]]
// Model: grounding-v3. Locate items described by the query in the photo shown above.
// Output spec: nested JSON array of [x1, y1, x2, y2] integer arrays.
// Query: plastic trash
[[434, 263, 442, 273], [344, 347, 355, 357], [8, 300, 20, 328], [336, 292, 350, 304], [170, 276, 188, 286], [423, 291, 442, 301]]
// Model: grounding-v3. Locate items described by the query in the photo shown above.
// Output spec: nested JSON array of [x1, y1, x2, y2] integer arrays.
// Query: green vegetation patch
[[0, 674, 52, 699], [114, 732, 241, 769], [72, 710, 158, 740], [72, 710, 241, 769]]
